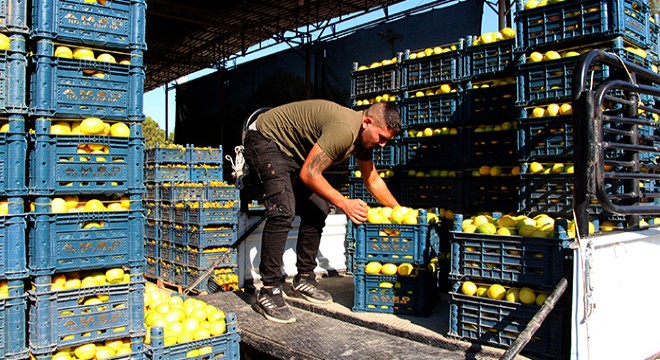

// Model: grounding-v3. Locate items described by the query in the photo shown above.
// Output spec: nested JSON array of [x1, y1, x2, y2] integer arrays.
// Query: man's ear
[[362, 116, 373, 129]]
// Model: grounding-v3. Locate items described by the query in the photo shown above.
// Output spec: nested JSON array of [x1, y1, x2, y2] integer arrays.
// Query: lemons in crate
[[73, 47, 95, 61], [0, 33, 10, 51], [51, 198, 69, 213], [519, 287, 536, 304]]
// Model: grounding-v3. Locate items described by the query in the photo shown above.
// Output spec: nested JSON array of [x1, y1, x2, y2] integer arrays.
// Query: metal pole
[[498, 0, 508, 28], [500, 278, 568, 360], [164, 84, 169, 141]]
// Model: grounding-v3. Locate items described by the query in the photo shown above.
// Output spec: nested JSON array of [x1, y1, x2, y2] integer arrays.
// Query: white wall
[[571, 228, 660, 359], [238, 214, 349, 286]]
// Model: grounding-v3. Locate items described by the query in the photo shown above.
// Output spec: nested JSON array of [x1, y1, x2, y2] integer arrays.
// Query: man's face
[[360, 116, 396, 148]]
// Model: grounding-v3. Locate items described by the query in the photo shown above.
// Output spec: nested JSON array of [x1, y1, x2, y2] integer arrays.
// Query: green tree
[[143, 116, 173, 147]]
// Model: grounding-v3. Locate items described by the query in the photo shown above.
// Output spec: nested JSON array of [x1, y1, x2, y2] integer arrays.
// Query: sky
[[143, 0, 501, 133]]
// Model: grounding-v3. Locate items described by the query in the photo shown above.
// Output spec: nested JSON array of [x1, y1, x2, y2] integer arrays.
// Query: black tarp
[[174, 0, 484, 178]]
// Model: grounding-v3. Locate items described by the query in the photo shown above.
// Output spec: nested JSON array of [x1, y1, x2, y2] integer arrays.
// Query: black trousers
[[243, 130, 330, 287]]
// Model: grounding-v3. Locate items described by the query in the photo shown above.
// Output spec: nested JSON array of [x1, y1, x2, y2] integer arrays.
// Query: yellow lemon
[[51, 198, 69, 213], [54, 46, 73, 58], [74, 343, 96, 360], [519, 287, 536, 304], [461, 281, 478, 296], [364, 261, 382, 274], [50, 121, 72, 135], [487, 284, 506, 300], [380, 263, 398, 275], [84, 199, 106, 212], [80, 117, 106, 135], [110, 122, 131, 137]]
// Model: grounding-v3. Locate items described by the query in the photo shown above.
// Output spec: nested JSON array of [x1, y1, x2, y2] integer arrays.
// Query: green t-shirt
[[256, 100, 372, 165]]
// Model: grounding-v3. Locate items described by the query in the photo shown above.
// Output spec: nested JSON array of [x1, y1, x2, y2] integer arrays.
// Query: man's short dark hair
[[366, 102, 402, 136]]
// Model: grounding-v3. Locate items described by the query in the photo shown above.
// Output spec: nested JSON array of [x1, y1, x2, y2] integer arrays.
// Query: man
[[244, 99, 402, 323]]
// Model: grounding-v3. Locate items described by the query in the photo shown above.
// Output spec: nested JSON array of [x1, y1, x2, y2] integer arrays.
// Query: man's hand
[[342, 198, 369, 224]]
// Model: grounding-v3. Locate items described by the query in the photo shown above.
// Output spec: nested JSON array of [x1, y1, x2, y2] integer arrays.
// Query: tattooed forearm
[[307, 151, 332, 177]]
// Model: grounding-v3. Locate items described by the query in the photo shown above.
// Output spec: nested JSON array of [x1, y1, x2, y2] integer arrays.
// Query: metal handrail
[[572, 50, 660, 236]]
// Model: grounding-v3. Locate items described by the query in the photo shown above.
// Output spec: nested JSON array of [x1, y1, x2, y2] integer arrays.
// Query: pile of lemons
[[50, 118, 131, 137], [366, 206, 439, 225], [460, 280, 549, 306], [49, 268, 129, 291], [143, 282, 227, 356], [50, 196, 131, 213]]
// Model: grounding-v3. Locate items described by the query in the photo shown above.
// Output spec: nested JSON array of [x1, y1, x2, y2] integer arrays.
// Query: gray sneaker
[[253, 286, 296, 323], [291, 276, 333, 304]]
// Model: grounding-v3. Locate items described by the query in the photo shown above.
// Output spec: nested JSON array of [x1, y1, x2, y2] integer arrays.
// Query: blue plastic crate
[[145, 256, 158, 278], [348, 142, 400, 169], [145, 165, 189, 182], [28, 210, 144, 275], [516, 53, 610, 106], [29, 50, 144, 120], [189, 165, 223, 182], [187, 225, 238, 248], [352, 267, 435, 316], [354, 211, 438, 264], [187, 201, 239, 226], [158, 260, 173, 283], [160, 204, 178, 223], [464, 128, 518, 166], [465, 176, 520, 214], [161, 184, 205, 202], [349, 178, 384, 206], [33, 336, 144, 360], [0, 125, 27, 196], [145, 239, 159, 260], [145, 183, 161, 201], [28, 276, 145, 354], [0, 0, 28, 33], [186, 248, 238, 270], [144, 202, 159, 221], [463, 39, 516, 79], [0, 205, 28, 280], [146, 313, 240, 360], [186, 146, 223, 164], [402, 92, 461, 128], [145, 146, 186, 164], [159, 241, 172, 263], [0, 282, 28, 359], [399, 176, 463, 210], [206, 183, 239, 202], [515, 0, 652, 51], [401, 134, 463, 166], [31, 0, 147, 50], [450, 218, 571, 290], [517, 116, 574, 160], [402, 49, 461, 89], [171, 245, 186, 267], [171, 226, 186, 246], [28, 126, 144, 195], [449, 292, 566, 358], [0, 35, 28, 115], [463, 83, 517, 122], [160, 223, 173, 243], [518, 173, 577, 216], [351, 63, 401, 98]]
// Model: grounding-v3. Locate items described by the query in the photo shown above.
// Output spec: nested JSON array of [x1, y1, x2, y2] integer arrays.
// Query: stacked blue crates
[[145, 145, 240, 293], [26, 0, 147, 358], [461, 34, 520, 214], [398, 43, 465, 211], [514, 0, 658, 220], [0, 1, 30, 358], [352, 209, 440, 315], [350, 56, 403, 206], [448, 214, 572, 358]]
